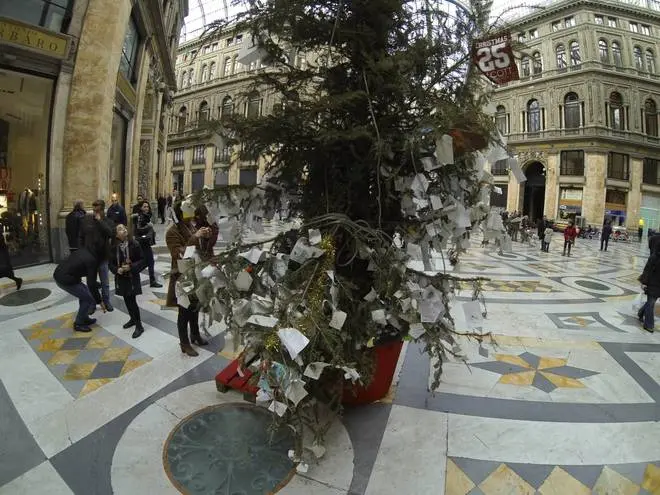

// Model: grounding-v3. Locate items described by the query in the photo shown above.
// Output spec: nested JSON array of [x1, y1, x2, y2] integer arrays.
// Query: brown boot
[[180, 343, 199, 357]]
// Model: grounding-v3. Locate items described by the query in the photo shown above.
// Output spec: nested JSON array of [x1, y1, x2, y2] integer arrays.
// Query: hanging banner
[[472, 32, 519, 85]]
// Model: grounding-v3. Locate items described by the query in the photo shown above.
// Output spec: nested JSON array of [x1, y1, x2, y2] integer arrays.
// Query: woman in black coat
[[638, 235, 660, 332], [133, 201, 162, 288], [109, 224, 146, 338], [0, 235, 22, 290]]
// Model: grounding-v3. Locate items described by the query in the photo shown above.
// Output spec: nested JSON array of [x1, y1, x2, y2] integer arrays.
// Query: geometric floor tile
[[460, 280, 559, 293], [19, 313, 151, 398], [592, 466, 640, 494], [546, 312, 626, 332], [478, 464, 535, 495], [538, 467, 591, 494]]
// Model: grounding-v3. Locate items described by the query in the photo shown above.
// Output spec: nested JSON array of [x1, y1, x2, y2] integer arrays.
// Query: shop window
[[119, 15, 141, 83], [521, 56, 530, 77], [609, 92, 624, 130], [598, 40, 609, 64], [607, 152, 630, 180], [215, 169, 229, 186], [109, 111, 128, 209], [594, 15, 604, 25], [490, 184, 508, 208], [612, 42, 622, 67], [645, 99, 658, 137], [491, 159, 508, 175], [173, 148, 184, 166], [560, 151, 584, 175], [605, 189, 626, 204], [214, 145, 232, 163], [634, 46, 644, 70], [556, 44, 567, 70], [646, 50, 656, 74], [643, 158, 660, 185], [527, 99, 541, 135], [239, 169, 258, 186], [0, 0, 73, 32], [199, 101, 209, 122], [191, 171, 205, 192], [532, 52, 543, 75], [564, 92, 581, 129], [495, 106, 508, 135], [246, 94, 262, 118], [221, 96, 233, 119], [192, 145, 206, 165], [570, 41, 581, 67]]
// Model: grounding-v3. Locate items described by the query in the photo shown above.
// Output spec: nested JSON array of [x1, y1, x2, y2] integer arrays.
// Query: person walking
[[638, 217, 645, 242], [157, 195, 166, 224], [109, 224, 146, 338], [165, 203, 216, 357], [638, 235, 660, 332], [601, 221, 613, 251], [53, 246, 101, 332], [133, 200, 162, 288], [65, 200, 86, 253], [543, 224, 553, 252], [80, 199, 114, 312], [165, 195, 173, 225], [107, 193, 127, 227], [536, 216, 547, 251], [562, 221, 577, 256], [0, 235, 22, 290]]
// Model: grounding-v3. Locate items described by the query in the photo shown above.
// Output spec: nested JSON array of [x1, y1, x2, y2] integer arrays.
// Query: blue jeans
[[98, 260, 110, 305], [56, 281, 96, 325], [638, 295, 657, 329]]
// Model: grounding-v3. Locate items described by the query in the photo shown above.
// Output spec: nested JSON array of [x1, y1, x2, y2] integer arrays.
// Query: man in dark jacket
[[65, 200, 86, 252], [80, 199, 115, 312], [132, 194, 144, 215], [638, 235, 660, 332], [536, 216, 547, 251], [601, 221, 613, 251], [53, 246, 102, 332], [106, 193, 127, 226], [157, 195, 166, 224]]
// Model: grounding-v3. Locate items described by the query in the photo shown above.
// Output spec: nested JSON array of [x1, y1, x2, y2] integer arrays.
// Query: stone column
[[544, 155, 559, 219], [627, 157, 643, 229], [61, 0, 131, 209], [507, 172, 519, 211], [137, 139, 152, 198], [583, 152, 607, 225]]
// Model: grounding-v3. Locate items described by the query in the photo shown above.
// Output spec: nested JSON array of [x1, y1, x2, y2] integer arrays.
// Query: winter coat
[[537, 219, 546, 238], [544, 227, 553, 243], [109, 239, 146, 297], [65, 209, 86, 249], [640, 237, 660, 298], [564, 225, 577, 241], [79, 214, 114, 261], [106, 204, 127, 227], [53, 248, 101, 299], [134, 212, 156, 247], [602, 224, 613, 241]]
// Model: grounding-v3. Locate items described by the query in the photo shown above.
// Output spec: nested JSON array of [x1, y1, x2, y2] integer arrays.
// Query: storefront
[[641, 192, 660, 232], [605, 189, 627, 226], [0, 68, 53, 266], [558, 187, 583, 222]]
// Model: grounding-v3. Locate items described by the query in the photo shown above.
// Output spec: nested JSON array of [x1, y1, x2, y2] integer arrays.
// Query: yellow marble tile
[[538, 467, 591, 495], [100, 347, 132, 362], [495, 354, 532, 369], [48, 350, 81, 365], [479, 464, 535, 495], [63, 363, 96, 381], [445, 459, 475, 495], [592, 466, 640, 495], [79, 378, 113, 397], [121, 359, 150, 376], [641, 463, 660, 493], [27, 328, 54, 340], [538, 357, 567, 369], [541, 372, 585, 389], [38, 339, 67, 352], [86, 336, 115, 349], [499, 371, 535, 386]]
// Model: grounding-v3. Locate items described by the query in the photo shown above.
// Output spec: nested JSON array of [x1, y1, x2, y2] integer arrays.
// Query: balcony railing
[[506, 126, 660, 146], [176, 67, 268, 95]]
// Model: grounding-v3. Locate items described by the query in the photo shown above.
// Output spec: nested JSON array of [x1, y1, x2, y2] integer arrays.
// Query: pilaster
[[583, 152, 607, 225]]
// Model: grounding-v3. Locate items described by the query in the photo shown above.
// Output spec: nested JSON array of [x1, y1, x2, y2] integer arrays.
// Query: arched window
[[221, 96, 233, 119], [495, 105, 507, 134], [532, 52, 542, 74], [564, 92, 580, 129], [209, 61, 216, 79], [609, 92, 624, 130], [634, 46, 644, 70], [521, 56, 530, 77], [223, 57, 232, 77], [598, 40, 609, 64], [570, 41, 581, 66], [612, 41, 622, 67], [187, 69, 194, 87], [645, 99, 658, 137], [527, 99, 541, 134], [179, 70, 186, 89], [178, 106, 187, 132], [201, 64, 208, 82], [556, 44, 567, 69], [199, 101, 209, 122], [646, 49, 656, 74], [246, 92, 262, 118]]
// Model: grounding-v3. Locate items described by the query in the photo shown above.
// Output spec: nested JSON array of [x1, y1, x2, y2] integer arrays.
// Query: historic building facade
[[0, 0, 186, 266], [489, 0, 660, 231], [165, 27, 303, 195]]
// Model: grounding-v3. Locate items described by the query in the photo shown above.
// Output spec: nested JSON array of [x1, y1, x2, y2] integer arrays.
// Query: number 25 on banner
[[472, 32, 519, 85]]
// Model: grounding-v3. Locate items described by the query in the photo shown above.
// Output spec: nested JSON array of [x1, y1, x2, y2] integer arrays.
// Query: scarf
[[118, 240, 130, 265]]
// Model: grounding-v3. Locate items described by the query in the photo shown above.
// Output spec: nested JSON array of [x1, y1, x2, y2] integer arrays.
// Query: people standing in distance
[[53, 245, 102, 332], [109, 224, 146, 338], [638, 217, 645, 242], [157, 195, 166, 224], [79, 199, 114, 312], [165, 203, 217, 357], [601, 220, 613, 251], [0, 235, 22, 290], [132, 194, 144, 215], [133, 200, 162, 288], [106, 193, 128, 227], [536, 216, 547, 251], [542, 224, 553, 253], [65, 200, 86, 253], [562, 221, 578, 257], [638, 235, 660, 333]]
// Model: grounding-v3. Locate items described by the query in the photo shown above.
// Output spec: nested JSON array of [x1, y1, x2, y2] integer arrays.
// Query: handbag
[[632, 292, 645, 312]]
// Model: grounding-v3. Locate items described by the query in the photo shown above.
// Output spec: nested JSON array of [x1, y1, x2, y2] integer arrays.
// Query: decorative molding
[[138, 139, 152, 197]]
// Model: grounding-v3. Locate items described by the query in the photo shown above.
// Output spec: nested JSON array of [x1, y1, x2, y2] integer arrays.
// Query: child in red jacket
[[563, 221, 578, 256]]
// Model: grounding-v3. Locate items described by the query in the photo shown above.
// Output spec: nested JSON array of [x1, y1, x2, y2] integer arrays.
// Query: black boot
[[132, 323, 144, 339], [123, 319, 136, 329], [191, 334, 209, 346]]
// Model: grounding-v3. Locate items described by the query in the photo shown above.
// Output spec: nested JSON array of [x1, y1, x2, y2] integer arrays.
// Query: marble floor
[[1, 227, 659, 495]]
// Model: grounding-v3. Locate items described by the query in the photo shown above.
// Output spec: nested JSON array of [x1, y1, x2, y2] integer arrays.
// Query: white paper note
[[364, 287, 378, 302], [246, 315, 279, 328], [239, 247, 265, 264], [234, 271, 253, 292], [371, 309, 387, 326], [406, 243, 423, 260], [411, 173, 429, 197], [304, 362, 331, 380], [421, 156, 439, 172], [277, 328, 310, 360], [329, 310, 347, 330], [409, 322, 426, 339], [268, 400, 288, 417], [493, 186, 502, 195], [435, 134, 454, 165], [183, 245, 197, 259], [430, 195, 443, 210], [462, 300, 483, 329], [284, 381, 308, 406], [200, 265, 219, 279], [308, 229, 322, 245]]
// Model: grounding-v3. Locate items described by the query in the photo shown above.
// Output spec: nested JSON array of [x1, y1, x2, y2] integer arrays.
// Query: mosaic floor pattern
[[20, 313, 152, 397]]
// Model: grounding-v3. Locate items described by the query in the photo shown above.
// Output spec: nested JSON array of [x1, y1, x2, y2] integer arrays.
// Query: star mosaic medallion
[[20, 313, 152, 397], [471, 351, 599, 392]]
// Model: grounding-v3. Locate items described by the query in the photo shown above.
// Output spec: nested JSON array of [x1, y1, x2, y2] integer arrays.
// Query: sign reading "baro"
[[472, 32, 519, 85]]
